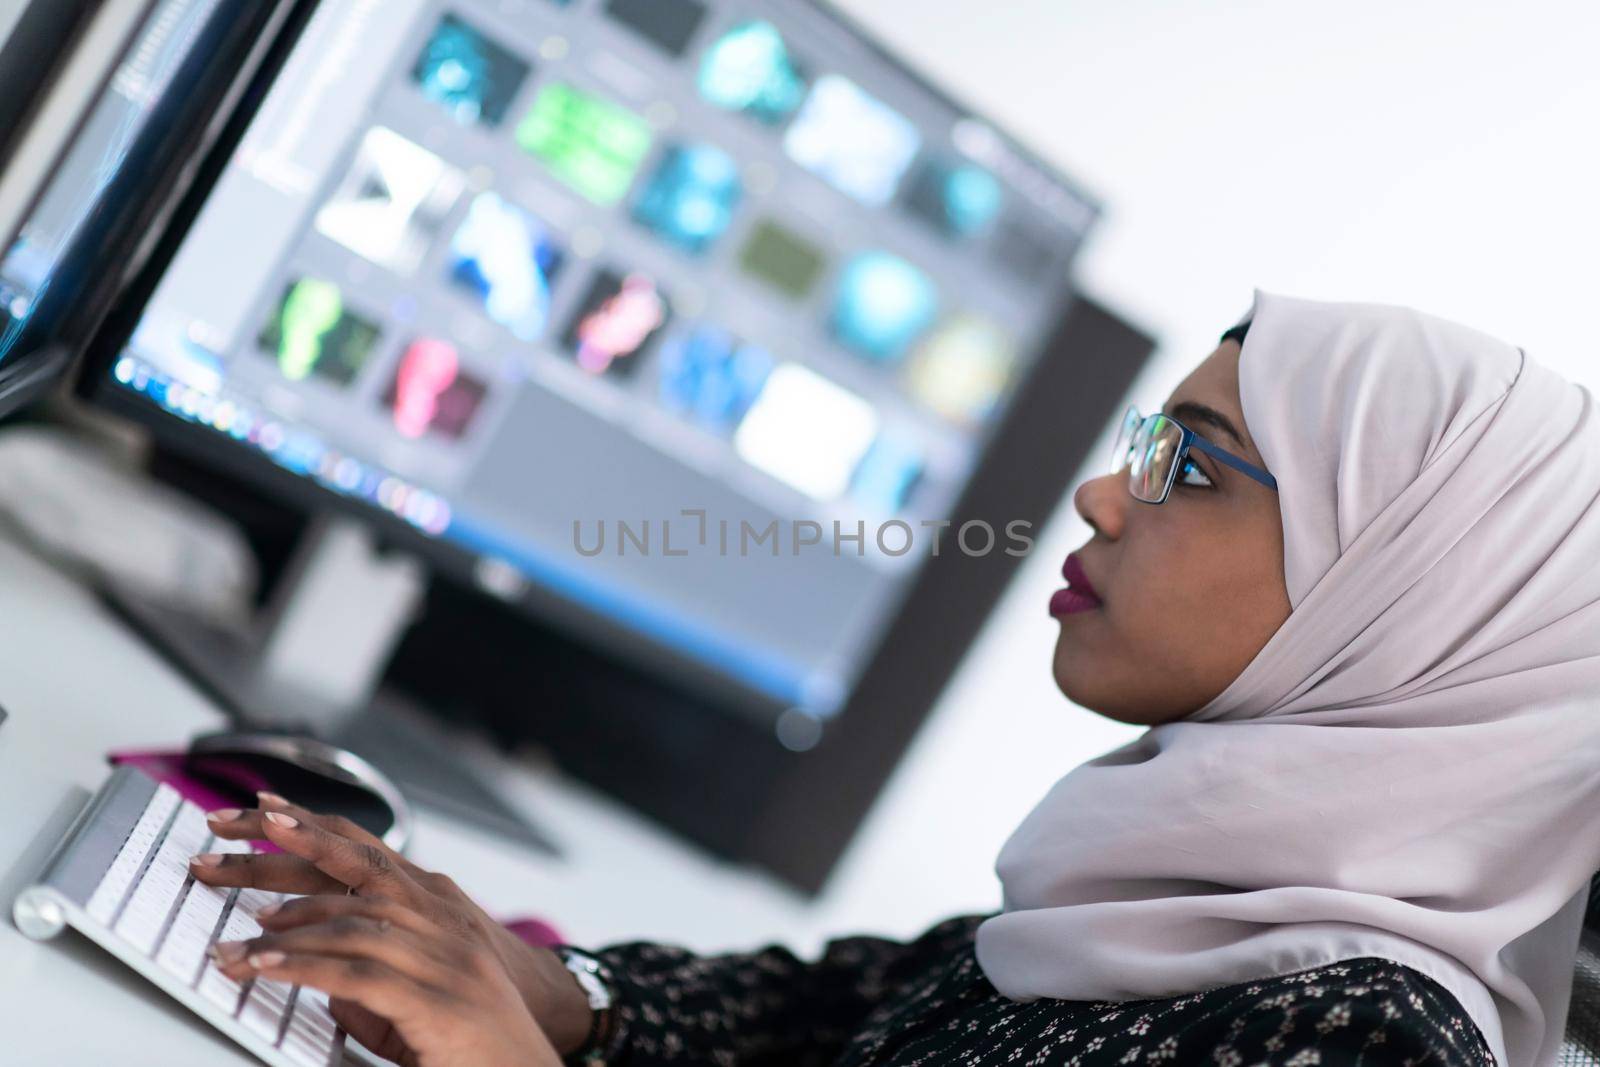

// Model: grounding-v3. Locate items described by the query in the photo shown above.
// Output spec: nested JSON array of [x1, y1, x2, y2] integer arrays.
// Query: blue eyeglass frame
[[1115, 404, 1278, 505]]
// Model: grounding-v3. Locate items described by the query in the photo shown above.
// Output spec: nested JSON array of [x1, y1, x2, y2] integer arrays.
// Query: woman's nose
[[1074, 471, 1127, 539]]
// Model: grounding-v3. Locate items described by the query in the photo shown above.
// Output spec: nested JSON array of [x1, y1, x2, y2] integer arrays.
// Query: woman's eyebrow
[[1166, 400, 1248, 452]]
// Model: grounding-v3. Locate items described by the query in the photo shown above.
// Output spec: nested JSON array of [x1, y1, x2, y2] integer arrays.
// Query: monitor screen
[[0, 0, 223, 411], [98, 0, 1098, 730], [0, 0, 217, 333], [0, 0, 290, 418]]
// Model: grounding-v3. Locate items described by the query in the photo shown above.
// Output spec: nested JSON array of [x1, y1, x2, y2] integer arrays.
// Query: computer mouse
[[183, 730, 412, 852]]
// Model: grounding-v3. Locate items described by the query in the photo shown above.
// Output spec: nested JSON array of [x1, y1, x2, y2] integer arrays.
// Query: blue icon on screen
[[411, 15, 530, 128], [851, 433, 923, 516], [632, 144, 743, 255], [447, 192, 564, 341], [830, 252, 937, 363], [698, 21, 807, 125], [942, 167, 1003, 234], [904, 160, 1003, 238], [658, 325, 773, 434]]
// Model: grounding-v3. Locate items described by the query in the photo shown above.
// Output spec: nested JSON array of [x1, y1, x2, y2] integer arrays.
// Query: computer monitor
[[0, 0, 302, 749], [0, 0, 301, 420], [77, 0, 1155, 888], [82, 0, 1099, 723]]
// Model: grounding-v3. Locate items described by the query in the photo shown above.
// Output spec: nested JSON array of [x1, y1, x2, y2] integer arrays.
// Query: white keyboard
[[13, 765, 370, 1066]]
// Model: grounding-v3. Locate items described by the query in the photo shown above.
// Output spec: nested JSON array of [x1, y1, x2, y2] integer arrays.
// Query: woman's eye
[[1178, 458, 1214, 488]]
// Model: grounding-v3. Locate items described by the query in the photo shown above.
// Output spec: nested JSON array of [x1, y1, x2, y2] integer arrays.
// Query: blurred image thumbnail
[[905, 313, 1018, 427], [850, 432, 924, 516], [830, 251, 937, 363], [733, 362, 878, 500], [562, 269, 670, 377], [447, 192, 565, 342], [383, 338, 488, 440], [604, 0, 707, 57], [783, 75, 919, 207], [698, 20, 806, 125], [516, 83, 652, 205], [657, 325, 773, 434], [631, 143, 743, 255], [257, 277, 380, 386], [902, 159, 1003, 239], [737, 219, 825, 300], [411, 14, 530, 128], [313, 127, 464, 274]]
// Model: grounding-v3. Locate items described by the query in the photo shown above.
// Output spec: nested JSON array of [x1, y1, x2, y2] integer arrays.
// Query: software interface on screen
[[0, 0, 221, 354], [110, 0, 1097, 727]]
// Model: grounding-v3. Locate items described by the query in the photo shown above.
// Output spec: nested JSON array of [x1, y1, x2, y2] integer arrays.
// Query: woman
[[189, 289, 1600, 1067]]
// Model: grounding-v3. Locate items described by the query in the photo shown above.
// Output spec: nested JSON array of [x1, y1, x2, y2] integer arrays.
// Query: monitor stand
[[99, 516, 560, 857]]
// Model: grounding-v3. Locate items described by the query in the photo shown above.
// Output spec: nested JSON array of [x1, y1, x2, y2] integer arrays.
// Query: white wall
[[796, 0, 1600, 948]]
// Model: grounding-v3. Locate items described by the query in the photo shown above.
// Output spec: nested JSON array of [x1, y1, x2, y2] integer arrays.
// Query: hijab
[[974, 288, 1600, 1067]]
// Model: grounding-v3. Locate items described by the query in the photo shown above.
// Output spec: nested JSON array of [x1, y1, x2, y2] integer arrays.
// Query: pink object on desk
[[106, 748, 565, 944], [110, 749, 283, 852]]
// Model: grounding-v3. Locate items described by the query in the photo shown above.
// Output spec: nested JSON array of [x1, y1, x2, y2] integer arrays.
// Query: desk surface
[[0, 536, 810, 1062]]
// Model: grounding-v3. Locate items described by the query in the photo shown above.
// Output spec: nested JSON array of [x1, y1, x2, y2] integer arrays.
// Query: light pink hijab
[[975, 289, 1600, 1067]]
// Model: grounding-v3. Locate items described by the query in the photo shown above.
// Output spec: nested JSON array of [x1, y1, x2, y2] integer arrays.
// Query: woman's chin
[[1050, 638, 1096, 706], [1051, 638, 1149, 723]]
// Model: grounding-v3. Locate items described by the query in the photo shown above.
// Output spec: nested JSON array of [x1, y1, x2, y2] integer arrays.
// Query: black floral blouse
[[583, 913, 1498, 1066]]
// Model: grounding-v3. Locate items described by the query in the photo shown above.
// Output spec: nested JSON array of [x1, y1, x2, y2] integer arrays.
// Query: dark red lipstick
[[1049, 553, 1103, 617]]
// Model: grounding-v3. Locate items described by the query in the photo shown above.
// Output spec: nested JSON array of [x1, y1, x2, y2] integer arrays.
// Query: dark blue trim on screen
[[444, 515, 821, 711]]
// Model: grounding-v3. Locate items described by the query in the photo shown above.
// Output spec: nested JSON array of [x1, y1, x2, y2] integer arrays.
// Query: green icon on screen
[[276, 278, 344, 381], [257, 277, 381, 386], [515, 83, 652, 205]]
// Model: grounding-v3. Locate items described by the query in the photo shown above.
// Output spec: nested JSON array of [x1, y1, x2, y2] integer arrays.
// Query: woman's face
[[1050, 338, 1292, 725]]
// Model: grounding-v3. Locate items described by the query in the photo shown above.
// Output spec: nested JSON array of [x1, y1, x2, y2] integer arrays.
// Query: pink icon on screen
[[573, 274, 666, 375], [393, 338, 460, 439]]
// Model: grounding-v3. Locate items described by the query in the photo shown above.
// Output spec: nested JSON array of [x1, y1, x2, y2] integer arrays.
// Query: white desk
[[0, 536, 812, 1062]]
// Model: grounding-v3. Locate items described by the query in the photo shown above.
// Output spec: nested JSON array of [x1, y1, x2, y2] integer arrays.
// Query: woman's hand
[[189, 794, 591, 1066]]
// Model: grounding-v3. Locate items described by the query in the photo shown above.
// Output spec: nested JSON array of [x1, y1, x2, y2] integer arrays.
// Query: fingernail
[[264, 812, 298, 829], [248, 950, 286, 969], [206, 808, 243, 823], [191, 853, 223, 867], [211, 941, 248, 963], [257, 791, 287, 807], [257, 902, 281, 918]]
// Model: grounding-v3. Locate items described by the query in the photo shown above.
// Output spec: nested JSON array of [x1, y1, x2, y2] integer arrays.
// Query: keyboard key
[[240, 975, 293, 1042], [197, 957, 247, 1014], [288, 991, 338, 1039], [279, 1026, 338, 1067], [196, 891, 263, 1012], [235, 887, 282, 921], [155, 879, 230, 985], [113, 806, 211, 954], [158, 829, 256, 983], [222, 906, 265, 944], [86, 784, 179, 924], [286, 1012, 337, 1052]]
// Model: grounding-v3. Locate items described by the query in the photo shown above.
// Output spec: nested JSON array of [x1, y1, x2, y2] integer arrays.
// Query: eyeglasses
[[1110, 404, 1278, 504]]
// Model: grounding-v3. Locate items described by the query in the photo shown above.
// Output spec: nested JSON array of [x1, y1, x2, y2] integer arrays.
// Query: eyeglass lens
[[1110, 407, 1184, 502]]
